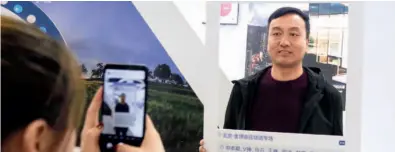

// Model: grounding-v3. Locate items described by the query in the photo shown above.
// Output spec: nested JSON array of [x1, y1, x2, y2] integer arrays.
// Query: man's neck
[[271, 65, 304, 81]]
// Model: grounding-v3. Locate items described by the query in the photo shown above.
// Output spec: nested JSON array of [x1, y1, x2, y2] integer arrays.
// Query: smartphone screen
[[100, 65, 147, 151]]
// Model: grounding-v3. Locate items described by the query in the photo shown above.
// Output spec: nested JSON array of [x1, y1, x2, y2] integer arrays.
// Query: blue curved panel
[[2, 1, 64, 42]]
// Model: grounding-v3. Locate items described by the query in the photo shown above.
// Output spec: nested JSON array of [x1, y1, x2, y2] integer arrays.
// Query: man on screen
[[114, 93, 130, 136], [115, 93, 129, 113], [200, 6, 343, 152]]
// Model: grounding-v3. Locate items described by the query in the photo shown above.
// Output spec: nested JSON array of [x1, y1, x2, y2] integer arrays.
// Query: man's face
[[120, 95, 126, 104], [267, 13, 308, 68]]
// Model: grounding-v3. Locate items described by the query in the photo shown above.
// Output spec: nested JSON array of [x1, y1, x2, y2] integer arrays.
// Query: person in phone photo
[[114, 93, 131, 137], [115, 93, 130, 113], [1, 15, 165, 152]]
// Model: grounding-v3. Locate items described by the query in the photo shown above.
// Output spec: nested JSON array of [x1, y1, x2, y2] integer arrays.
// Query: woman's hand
[[115, 115, 165, 152], [199, 139, 206, 152], [79, 87, 165, 152], [80, 87, 103, 152]]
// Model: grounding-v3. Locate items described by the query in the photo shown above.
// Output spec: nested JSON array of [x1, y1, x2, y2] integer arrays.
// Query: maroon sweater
[[249, 68, 308, 133]]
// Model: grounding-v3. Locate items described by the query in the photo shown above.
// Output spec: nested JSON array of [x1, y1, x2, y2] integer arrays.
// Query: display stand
[[208, 2, 347, 152], [346, 2, 395, 152], [206, 1, 394, 152]]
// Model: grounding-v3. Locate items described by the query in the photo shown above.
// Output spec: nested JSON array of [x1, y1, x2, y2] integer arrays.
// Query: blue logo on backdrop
[[2, 1, 64, 42], [339, 140, 346, 146]]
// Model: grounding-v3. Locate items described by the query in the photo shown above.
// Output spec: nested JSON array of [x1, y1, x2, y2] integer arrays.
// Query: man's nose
[[279, 36, 290, 47]]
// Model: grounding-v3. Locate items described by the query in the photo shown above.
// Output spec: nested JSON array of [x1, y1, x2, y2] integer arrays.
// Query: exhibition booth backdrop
[[3, 1, 394, 152], [1, 1, 203, 152]]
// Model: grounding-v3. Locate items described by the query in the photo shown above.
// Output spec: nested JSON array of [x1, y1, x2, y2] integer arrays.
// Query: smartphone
[[99, 64, 148, 151]]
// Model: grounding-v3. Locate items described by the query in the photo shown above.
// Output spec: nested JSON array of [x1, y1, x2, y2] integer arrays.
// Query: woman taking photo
[[1, 15, 164, 152]]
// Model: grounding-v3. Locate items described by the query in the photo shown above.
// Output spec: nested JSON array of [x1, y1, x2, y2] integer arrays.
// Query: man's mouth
[[278, 50, 291, 54]]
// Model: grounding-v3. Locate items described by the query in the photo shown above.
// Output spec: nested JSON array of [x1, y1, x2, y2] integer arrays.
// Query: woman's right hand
[[80, 87, 165, 152], [115, 115, 165, 152], [80, 87, 103, 152], [199, 139, 206, 152]]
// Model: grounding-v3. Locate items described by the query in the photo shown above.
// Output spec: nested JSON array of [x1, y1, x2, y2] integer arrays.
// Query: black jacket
[[223, 66, 343, 136], [115, 103, 130, 113]]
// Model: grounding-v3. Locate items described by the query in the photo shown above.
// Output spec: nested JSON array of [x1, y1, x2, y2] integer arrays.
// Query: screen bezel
[[99, 64, 148, 150]]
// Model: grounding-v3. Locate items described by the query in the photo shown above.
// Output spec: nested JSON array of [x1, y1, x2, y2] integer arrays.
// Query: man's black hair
[[268, 7, 310, 39]]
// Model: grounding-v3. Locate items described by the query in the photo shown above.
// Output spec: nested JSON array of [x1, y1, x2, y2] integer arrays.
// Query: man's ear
[[306, 38, 309, 46], [22, 119, 52, 152]]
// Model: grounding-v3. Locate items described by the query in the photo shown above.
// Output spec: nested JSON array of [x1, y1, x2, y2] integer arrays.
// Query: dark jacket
[[223, 66, 343, 136], [115, 103, 130, 113]]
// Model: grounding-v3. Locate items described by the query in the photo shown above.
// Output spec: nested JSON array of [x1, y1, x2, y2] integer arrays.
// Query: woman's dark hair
[[1, 16, 85, 144]]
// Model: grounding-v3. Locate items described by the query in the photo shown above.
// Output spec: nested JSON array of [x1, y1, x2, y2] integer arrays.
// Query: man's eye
[[272, 33, 280, 36], [290, 33, 299, 37]]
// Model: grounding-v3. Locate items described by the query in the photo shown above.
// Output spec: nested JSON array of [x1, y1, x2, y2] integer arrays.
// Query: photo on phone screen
[[100, 65, 147, 150]]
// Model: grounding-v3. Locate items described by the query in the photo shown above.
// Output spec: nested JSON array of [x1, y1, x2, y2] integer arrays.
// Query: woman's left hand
[[80, 87, 104, 152]]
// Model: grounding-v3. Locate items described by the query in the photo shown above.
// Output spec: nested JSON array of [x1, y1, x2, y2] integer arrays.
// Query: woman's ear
[[22, 119, 52, 152]]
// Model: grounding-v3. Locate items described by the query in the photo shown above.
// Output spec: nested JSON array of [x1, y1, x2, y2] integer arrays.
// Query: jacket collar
[[298, 67, 326, 132], [234, 66, 327, 90]]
